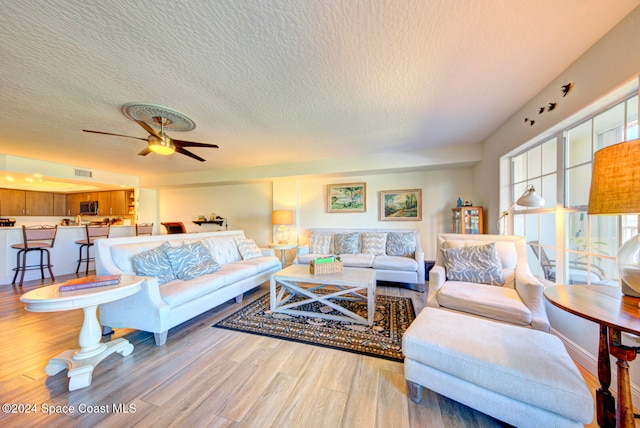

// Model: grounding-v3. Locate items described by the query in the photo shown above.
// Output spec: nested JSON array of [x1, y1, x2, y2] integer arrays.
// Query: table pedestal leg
[[596, 325, 616, 427], [44, 304, 134, 391], [610, 329, 638, 428]]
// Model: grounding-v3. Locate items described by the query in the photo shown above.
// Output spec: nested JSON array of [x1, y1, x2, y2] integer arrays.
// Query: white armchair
[[427, 233, 550, 332]]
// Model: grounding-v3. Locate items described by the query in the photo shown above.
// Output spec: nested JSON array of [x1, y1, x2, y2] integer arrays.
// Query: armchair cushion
[[442, 242, 505, 286], [438, 281, 532, 326]]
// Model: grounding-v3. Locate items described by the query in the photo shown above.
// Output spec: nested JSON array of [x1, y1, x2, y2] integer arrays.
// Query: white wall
[[155, 167, 474, 260], [156, 182, 273, 246]]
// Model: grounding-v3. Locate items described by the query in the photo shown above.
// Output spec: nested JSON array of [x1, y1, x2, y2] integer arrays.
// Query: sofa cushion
[[333, 232, 359, 254], [160, 273, 227, 307], [201, 236, 242, 264], [442, 242, 505, 286], [179, 258, 222, 280], [310, 233, 332, 254], [339, 253, 375, 268], [438, 281, 532, 326], [361, 232, 388, 255], [373, 255, 418, 272], [235, 238, 262, 260], [386, 232, 416, 257], [132, 242, 176, 285], [164, 241, 213, 279]]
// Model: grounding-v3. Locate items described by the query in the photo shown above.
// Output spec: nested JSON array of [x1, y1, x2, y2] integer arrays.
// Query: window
[[511, 92, 638, 285]]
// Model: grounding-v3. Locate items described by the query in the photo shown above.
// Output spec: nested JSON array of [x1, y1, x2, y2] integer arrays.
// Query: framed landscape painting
[[379, 189, 422, 221], [327, 183, 366, 213]]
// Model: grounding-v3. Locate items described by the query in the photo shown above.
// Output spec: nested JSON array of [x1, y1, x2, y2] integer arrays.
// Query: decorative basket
[[310, 260, 343, 275]]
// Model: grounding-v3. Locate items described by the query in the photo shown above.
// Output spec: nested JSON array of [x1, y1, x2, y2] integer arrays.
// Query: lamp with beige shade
[[272, 210, 294, 244], [588, 139, 640, 297]]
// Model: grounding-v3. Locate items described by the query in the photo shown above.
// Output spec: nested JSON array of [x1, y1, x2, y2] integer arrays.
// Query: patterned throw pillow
[[309, 233, 332, 254], [132, 242, 176, 285], [179, 258, 221, 280], [164, 241, 213, 279], [441, 242, 505, 286], [386, 232, 416, 257], [361, 232, 388, 255], [235, 238, 263, 260], [333, 232, 359, 254]]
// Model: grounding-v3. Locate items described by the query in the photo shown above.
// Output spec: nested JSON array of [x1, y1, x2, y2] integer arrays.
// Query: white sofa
[[427, 233, 550, 332], [294, 228, 425, 292], [95, 230, 281, 345]]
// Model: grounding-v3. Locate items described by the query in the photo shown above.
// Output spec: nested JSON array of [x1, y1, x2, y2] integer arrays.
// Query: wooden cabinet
[[25, 191, 53, 216], [0, 189, 26, 216], [53, 193, 66, 216], [65, 193, 82, 216], [97, 191, 111, 216], [452, 206, 484, 234], [110, 190, 128, 215]]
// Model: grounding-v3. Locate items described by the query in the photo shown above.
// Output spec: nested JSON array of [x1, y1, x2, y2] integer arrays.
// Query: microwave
[[79, 201, 99, 215]]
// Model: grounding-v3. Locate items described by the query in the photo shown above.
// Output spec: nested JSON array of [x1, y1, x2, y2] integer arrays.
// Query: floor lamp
[[497, 185, 545, 235], [587, 139, 640, 297]]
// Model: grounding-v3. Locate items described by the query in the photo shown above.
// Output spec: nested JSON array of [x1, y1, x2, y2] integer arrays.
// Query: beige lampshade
[[272, 210, 293, 225], [588, 139, 640, 215]]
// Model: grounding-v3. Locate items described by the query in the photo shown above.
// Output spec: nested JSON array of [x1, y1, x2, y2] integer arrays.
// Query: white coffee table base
[[270, 265, 376, 326]]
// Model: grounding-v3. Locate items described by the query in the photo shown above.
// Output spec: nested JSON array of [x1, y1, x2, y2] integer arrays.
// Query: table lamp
[[272, 210, 293, 244], [497, 185, 545, 234], [587, 139, 640, 296]]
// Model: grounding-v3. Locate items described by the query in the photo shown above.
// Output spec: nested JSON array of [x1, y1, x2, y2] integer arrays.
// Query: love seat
[[294, 228, 425, 292], [95, 230, 281, 345], [427, 233, 550, 332]]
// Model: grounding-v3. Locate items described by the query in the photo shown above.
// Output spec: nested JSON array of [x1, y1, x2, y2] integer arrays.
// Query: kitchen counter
[[0, 225, 136, 285]]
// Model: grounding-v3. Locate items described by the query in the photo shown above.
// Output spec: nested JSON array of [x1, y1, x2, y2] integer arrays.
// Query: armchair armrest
[[515, 270, 550, 332], [427, 264, 447, 308]]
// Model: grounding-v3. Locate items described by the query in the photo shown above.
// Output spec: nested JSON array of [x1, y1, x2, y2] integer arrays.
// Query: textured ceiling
[[0, 0, 639, 179]]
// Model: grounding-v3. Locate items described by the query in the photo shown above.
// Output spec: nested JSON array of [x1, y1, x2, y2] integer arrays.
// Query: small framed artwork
[[327, 182, 366, 213], [379, 189, 422, 221]]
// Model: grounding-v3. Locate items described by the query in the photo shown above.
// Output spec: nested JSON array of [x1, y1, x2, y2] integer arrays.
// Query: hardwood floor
[[0, 274, 602, 427]]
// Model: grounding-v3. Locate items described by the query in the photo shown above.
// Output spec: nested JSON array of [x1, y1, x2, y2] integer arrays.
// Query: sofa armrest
[[99, 276, 172, 333], [260, 248, 276, 257], [427, 264, 447, 307], [515, 270, 550, 332], [297, 245, 310, 256]]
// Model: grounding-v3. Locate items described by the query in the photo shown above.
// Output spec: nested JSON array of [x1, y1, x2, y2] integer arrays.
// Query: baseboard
[[550, 327, 640, 405]]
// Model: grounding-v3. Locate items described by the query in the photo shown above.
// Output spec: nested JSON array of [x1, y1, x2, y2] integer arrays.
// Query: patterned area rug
[[214, 290, 415, 362]]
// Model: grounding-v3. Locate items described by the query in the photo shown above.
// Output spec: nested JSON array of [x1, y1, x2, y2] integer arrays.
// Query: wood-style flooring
[[0, 274, 603, 427]]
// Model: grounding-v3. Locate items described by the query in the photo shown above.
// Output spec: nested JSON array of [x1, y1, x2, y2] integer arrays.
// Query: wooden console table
[[544, 285, 640, 428]]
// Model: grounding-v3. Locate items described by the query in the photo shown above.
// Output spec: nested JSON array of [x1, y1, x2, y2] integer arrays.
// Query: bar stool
[[75, 224, 110, 274], [11, 225, 58, 287], [135, 223, 154, 236]]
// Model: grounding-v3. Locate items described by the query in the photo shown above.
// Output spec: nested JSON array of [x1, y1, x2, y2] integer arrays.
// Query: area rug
[[213, 290, 415, 362]]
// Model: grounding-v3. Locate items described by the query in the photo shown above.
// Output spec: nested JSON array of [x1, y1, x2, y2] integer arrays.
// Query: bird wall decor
[[561, 82, 574, 97], [524, 82, 573, 126]]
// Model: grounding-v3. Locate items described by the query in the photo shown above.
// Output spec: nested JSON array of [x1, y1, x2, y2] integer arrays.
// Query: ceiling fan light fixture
[[147, 135, 175, 155]]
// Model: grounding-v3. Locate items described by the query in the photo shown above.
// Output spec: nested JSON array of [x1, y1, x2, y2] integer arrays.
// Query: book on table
[[58, 274, 122, 292]]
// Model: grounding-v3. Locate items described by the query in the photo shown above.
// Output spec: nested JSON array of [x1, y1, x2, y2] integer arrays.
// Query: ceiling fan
[[83, 116, 218, 162]]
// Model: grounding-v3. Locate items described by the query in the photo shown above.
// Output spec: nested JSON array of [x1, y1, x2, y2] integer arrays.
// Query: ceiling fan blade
[[138, 147, 152, 156], [83, 129, 147, 141], [134, 120, 162, 139], [176, 147, 206, 162], [173, 139, 219, 149]]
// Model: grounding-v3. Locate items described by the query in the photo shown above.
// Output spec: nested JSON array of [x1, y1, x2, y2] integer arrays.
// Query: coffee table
[[270, 264, 376, 325], [20, 274, 143, 391]]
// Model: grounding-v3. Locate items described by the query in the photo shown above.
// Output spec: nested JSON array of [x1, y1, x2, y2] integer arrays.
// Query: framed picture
[[327, 182, 366, 213], [379, 189, 422, 221]]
